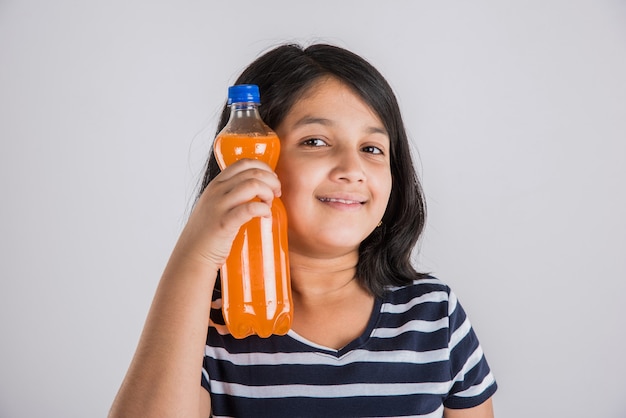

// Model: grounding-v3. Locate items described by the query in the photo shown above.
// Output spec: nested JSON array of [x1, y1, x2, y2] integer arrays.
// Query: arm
[[109, 159, 281, 418], [444, 398, 494, 418]]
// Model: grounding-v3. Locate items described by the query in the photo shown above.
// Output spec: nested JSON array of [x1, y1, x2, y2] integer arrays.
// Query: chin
[[288, 238, 358, 259]]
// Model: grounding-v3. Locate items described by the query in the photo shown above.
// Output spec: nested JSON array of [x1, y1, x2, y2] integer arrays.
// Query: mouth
[[316, 190, 369, 208], [318, 197, 365, 205]]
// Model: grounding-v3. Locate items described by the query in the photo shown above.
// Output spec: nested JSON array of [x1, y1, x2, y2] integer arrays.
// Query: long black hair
[[198, 43, 427, 297]]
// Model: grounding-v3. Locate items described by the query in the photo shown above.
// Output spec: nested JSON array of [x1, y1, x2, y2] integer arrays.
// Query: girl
[[110, 43, 497, 418]]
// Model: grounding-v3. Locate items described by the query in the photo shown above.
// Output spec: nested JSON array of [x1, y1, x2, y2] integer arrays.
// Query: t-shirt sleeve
[[201, 364, 210, 393], [200, 278, 224, 394], [444, 290, 497, 409]]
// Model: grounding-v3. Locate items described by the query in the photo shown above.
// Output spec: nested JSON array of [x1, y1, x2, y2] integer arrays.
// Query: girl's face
[[275, 77, 392, 259]]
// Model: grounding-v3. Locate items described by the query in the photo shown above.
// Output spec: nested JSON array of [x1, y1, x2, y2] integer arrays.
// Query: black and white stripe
[[201, 276, 497, 417]]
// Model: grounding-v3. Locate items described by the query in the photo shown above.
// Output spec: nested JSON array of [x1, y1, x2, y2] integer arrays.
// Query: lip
[[316, 192, 368, 209]]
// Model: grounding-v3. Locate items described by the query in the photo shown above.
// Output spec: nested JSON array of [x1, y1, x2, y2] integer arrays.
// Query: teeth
[[320, 198, 360, 204]]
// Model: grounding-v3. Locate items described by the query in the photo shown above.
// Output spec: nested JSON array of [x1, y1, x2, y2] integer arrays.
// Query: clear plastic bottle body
[[213, 93, 292, 339]]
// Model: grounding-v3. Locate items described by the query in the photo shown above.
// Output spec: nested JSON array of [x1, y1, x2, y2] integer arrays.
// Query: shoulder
[[374, 275, 456, 333], [378, 275, 471, 333], [382, 275, 453, 306], [379, 275, 498, 408]]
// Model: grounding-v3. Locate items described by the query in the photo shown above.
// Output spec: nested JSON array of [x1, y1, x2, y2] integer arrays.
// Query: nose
[[330, 146, 365, 183]]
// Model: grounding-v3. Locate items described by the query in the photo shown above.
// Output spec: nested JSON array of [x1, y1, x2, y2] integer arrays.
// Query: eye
[[301, 138, 328, 147], [362, 145, 384, 155]]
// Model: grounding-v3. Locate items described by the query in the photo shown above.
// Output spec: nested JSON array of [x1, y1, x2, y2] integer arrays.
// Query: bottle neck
[[228, 102, 261, 120], [223, 101, 273, 136]]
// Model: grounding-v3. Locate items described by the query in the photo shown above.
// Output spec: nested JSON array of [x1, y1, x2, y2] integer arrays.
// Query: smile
[[318, 197, 365, 205]]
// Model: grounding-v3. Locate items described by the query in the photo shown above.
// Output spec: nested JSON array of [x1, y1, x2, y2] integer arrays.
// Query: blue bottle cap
[[227, 84, 260, 105]]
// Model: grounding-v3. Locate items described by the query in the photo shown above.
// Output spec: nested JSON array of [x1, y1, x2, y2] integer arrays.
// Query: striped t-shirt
[[201, 276, 497, 417]]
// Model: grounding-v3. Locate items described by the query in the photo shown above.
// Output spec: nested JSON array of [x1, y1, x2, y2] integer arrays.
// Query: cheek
[[377, 176, 393, 213], [275, 160, 293, 193], [376, 171, 393, 198], [277, 158, 320, 196], [276, 168, 305, 209]]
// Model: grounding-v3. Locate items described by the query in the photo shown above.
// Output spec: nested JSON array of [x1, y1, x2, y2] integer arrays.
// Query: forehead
[[284, 77, 386, 129]]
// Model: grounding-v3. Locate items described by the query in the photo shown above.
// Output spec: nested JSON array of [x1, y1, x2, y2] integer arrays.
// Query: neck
[[287, 249, 375, 350], [288, 250, 361, 299]]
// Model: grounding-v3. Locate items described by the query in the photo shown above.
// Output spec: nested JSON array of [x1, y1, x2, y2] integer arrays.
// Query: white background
[[1, 1, 625, 417]]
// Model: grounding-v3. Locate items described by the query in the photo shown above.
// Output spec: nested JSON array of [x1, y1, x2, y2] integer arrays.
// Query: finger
[[214, 168, 282, 204], [216, 158, 276, 182], [223, 177, 279, 207], [224, 200, 274, 227]]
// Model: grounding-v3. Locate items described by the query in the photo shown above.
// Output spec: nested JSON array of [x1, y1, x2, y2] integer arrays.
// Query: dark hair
[[198, 43, 427, 297]]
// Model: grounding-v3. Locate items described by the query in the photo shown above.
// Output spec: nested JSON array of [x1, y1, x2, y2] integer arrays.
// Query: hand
[[173, 158, 282, 271], [109, 161, 279, 418]]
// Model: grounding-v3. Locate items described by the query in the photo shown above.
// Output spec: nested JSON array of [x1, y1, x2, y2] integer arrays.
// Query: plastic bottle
[[213, 84, 292, 339]]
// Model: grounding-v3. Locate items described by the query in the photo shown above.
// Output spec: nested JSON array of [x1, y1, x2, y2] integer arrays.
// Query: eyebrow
[[292, 116, 387, 135]]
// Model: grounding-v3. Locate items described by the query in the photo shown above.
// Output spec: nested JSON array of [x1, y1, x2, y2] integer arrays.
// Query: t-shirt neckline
[[286, 296, 384, 358]]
